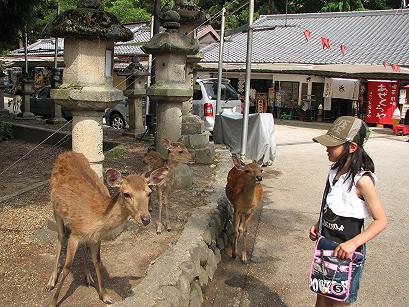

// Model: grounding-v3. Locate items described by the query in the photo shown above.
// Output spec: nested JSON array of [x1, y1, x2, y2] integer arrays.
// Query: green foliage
[[104, 0, 150, 23], [0, 122, 14, 141]]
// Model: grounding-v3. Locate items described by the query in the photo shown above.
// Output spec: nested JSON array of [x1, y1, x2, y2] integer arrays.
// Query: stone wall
[[116, 146, 234, 307]]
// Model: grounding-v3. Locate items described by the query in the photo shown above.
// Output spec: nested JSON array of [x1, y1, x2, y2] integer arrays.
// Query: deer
[[45, 151, 167, 307], [143, 138, 194, 234], [225, 155, 264, 264]]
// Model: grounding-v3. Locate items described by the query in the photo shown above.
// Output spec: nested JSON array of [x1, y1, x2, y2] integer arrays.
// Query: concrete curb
[[115, 147, 234, 307]]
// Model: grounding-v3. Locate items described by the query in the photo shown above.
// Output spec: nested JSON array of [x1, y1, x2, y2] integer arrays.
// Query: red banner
[[365, 81, 399, 125]]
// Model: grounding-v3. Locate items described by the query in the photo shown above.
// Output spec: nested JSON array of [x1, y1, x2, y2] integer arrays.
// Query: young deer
[[225, 155, 263, 264], [46, 151, 167, 306], [143, 138, 194, 234]]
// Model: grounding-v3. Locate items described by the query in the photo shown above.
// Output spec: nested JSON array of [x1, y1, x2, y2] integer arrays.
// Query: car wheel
[[110, 113, 125, 129]]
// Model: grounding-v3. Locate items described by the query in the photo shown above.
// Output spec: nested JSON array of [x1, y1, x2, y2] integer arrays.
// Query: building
[[198, 9, 409, 124]]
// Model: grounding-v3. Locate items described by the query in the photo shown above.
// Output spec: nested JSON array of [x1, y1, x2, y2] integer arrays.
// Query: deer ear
[[105, 169, 123, 187], [148, 167, 169, 186], [161, 138, 172, 150], [232, 155, 245, 170]]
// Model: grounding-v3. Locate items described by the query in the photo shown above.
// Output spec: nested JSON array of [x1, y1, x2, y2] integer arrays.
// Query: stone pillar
[[142, 10, 199, 157], [49, 0, 133, 177], [47, 68, 66, 124], [21, 80, 35, 119], [118, 57, 149, 137]]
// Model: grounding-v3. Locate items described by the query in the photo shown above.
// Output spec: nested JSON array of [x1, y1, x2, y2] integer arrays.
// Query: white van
[[192, 78, 241, 131]]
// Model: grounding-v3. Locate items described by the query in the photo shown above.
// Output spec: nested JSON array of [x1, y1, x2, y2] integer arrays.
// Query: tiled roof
[[10, 24, 150, 57], [201, 9, 409, 66]]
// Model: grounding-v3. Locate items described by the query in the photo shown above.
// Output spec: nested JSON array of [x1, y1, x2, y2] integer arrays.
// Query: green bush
[[0, 122, 13, 141]]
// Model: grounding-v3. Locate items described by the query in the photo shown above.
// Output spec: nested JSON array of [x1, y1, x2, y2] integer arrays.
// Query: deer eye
[[147, 191, 152, 197], [123, 192, 131, 198], [179, 150, 183, 154]]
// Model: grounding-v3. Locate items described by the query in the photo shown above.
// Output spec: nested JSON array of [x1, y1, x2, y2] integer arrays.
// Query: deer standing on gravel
[[225, 155, 263, 264], [46, 151, 167, 306], [143, 138, 194, 234]]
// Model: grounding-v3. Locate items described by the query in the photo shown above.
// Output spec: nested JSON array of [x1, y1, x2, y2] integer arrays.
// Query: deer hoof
[[232, 251, 237, 259], [85, 273, 95, 287], [156, 226, 162, 234], [45, 276, 57, 291], [240, 254, 249, 264], [101, 293, 114, 304], [166, 225, 172, 232]]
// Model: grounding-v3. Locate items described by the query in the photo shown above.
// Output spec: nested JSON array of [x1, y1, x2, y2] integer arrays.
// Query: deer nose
[[256, 176, 262, 182], [141, 215, 151, 226]]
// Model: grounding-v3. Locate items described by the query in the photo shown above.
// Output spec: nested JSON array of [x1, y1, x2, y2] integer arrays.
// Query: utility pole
[[54, 2, 60, 70], [240, 0, 254, 159], [216, 7, 226, 115], [146, 15, 154, 116]]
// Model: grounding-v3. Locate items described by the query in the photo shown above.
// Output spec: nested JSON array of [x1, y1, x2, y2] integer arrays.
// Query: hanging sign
[[366, 81, 399, 125]]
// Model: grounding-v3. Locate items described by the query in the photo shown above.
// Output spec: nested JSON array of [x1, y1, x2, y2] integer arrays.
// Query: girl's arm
[[334, 175, 388, 259]]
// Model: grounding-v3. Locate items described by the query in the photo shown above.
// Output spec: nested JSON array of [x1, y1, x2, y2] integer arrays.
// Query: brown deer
[[143, 138, 194, 234], [46, 151, 167, 306], [225, 155, 263, 264]]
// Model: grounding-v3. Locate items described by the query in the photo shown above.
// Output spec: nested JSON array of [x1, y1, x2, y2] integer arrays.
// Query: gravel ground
[[0, 133, 214, 306]]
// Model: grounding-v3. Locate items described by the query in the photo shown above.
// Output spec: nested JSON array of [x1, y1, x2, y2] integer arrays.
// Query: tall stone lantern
[[142, 10, 199, 156], [117, 56, 149, 137], [49, 0, 132, 177]]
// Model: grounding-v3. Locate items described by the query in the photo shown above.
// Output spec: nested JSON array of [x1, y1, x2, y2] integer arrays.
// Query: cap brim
[[313, 133, 345, 147]]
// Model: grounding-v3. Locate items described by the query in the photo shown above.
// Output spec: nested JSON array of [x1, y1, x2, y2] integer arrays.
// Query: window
[[203, 82, 239, 100]]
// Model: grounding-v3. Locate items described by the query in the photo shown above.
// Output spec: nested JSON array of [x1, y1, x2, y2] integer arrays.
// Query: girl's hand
[[333, 240, 358, 259], [309, 224, 319, 241]]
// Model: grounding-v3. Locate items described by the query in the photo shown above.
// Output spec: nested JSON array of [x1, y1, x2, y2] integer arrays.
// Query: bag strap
[[318, 177, 331, 235]]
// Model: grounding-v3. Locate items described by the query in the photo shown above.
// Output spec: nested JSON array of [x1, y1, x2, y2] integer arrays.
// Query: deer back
[[225, 156, 263, 212]]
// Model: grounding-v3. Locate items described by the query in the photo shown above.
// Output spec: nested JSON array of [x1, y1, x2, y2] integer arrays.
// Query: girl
[[309, 116, 387, 306]]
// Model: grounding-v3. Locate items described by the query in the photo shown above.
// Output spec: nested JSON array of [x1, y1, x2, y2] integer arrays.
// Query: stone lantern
[[174, 1, 215, 164], [117, 56, 149, 137], [142, 10, 199, 156], [49, 0, 132, 177]]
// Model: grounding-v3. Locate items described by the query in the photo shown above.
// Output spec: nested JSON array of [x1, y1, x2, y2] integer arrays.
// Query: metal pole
[[146, 15, 154, 116], [240, 0, 254, 159], [24, 32, 28, 76], [216, 7, 226, 115], [153, 0, 160, 35], [54, 2, 60, 69]]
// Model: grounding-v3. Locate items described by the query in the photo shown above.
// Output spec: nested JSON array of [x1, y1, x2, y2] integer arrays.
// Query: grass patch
[[105, 144, 127, 158]]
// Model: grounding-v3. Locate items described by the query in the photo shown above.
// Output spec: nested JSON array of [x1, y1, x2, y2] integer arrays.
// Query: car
[[192, 78, 241, 131], [103, 99, 129, 129], [29, 86, 73, 120]]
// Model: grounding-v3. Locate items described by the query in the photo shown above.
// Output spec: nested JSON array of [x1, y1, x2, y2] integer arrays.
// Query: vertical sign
[[366, 81, 399, 125]]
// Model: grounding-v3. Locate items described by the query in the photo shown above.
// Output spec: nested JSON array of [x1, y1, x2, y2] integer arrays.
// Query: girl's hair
[[332, 141, 375, 191]]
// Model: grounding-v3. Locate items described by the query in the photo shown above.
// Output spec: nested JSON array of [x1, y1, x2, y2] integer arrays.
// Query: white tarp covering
[[213, 112, 276, 164]]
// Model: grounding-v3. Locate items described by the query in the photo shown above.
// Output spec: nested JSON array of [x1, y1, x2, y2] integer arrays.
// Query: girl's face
[[326, 144, 345, 162]]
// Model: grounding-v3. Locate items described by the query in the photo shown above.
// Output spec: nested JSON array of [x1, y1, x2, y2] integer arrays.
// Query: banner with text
[[366, 81, 399, 125]]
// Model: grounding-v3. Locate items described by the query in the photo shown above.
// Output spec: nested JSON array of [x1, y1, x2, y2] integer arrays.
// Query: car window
[[193, 84, 202, 100], [38, 87, 50, 99], [203, 82, 239, 100]]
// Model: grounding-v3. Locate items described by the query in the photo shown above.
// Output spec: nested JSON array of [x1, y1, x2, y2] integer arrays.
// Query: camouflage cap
[[313, 116, 370, 147]]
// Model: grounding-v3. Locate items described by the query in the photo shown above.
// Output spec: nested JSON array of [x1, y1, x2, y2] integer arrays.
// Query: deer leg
[[49, 236, 79, 307], [240, 211, 255, 264], [156, 187, 163, 234], [81, 244, 94, 287], [89, 241, 113, 304], [232, 211, 240, 259], [164, 186, 171, 232], [46, 212, 64, 291]]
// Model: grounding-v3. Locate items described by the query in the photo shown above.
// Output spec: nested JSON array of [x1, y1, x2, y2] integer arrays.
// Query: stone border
[[116, 147, 234, 307]]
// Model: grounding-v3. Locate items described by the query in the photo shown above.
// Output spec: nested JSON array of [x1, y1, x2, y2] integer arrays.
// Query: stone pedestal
[[0, 89, 8, 115], [71, 111, 104, 176], [21, 80, 35, 119]]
